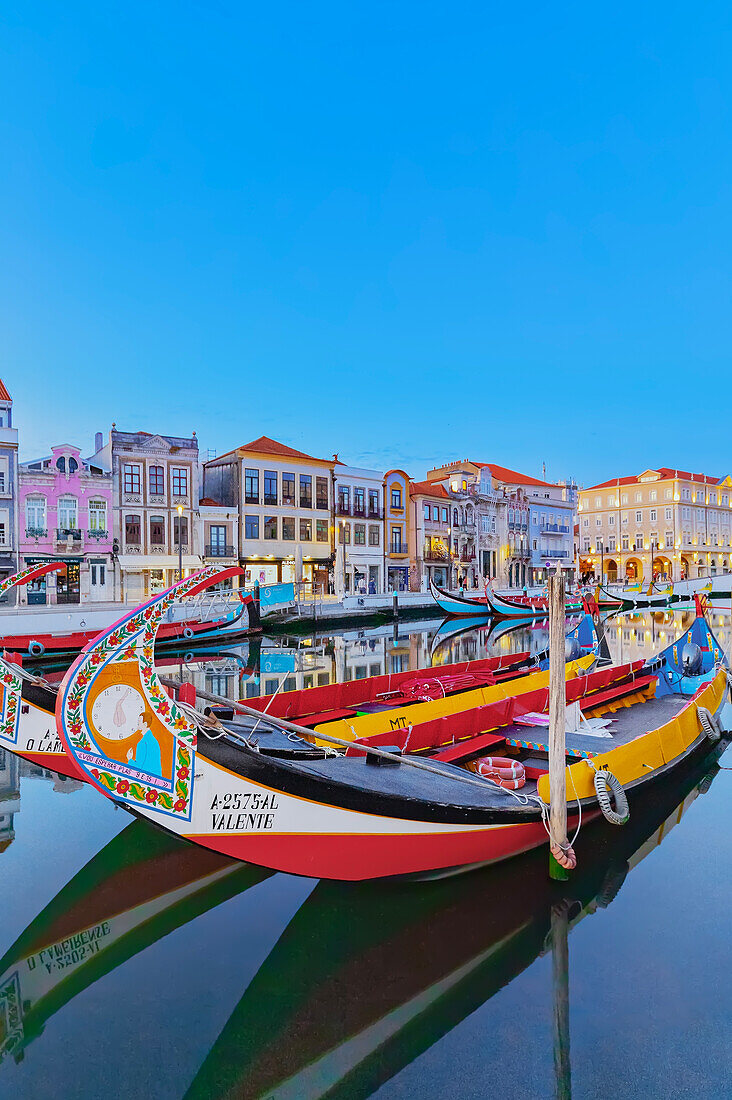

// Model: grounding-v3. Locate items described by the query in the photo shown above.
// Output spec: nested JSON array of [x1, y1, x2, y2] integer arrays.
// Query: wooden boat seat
[[432, 731, 507, 763]]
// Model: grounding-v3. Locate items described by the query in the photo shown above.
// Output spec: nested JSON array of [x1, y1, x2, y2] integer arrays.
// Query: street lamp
[[177, 504, 183, 582]]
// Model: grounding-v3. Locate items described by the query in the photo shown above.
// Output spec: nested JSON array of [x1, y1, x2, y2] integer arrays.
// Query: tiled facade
[[18, 443, 114, 604], [334, 463, 384, 594]]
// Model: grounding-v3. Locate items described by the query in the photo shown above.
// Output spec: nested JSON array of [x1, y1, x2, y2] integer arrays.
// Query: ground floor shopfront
[[117, 554, 203, 603], [0, 551, 18, 604], [242, 556, 331, 595], [19, 554, 114, 605]]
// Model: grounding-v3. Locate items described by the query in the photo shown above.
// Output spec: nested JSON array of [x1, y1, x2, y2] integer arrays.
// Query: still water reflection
[[1, 610, 732, 1098]]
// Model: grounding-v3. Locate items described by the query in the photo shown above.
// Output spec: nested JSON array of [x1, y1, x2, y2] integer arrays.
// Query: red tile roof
[[409, 480, 451, 499], [0, 379, 11, 402], [585, 468, 721, 491], [472, 462, 554, 487], [227, 435, 330, 463]]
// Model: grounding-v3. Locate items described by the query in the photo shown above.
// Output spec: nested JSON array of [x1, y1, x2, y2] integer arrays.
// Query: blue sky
[[3, 2, 732, 484]]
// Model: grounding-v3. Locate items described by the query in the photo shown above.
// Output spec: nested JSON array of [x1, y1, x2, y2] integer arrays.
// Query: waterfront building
[[199, 496, 240, 578], [0, 748, 20, 853], [578, 468, 732, 583], [383, 469, 410, 591], [18, 443, 114, 604], [408, 480, 452, 590], [90, 428, 200, 602], [0, 380, 18, 599], [204, 437, 334, 593], [333, 461, 384, 594], [427, 460, 576, 587]]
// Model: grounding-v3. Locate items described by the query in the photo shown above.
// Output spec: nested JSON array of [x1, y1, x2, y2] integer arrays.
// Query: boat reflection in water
[[184, 739, 728, 1100], [0, 737, 727, 1096]]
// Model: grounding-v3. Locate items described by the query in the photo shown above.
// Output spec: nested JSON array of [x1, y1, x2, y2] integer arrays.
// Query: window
[[354, 524, 366, 545], [209, 524, 227, 554], [622, 534, 629, 550], [354, 488, 365, 515], [391, 527, 403, 553], [244, 469, 259, 504], [634, 492, 642, 502], [423, 504, 430, 520], [89, 500, 106, 533], [650, 490, 657, 502], [299, 474, 312, 508], [608, 536, 616, 551], [369, 525, 380, 546], [441, 507, 448, 522], [26, 496, 46, 533], [635, 534, 643, 550], [123, 464, 140, 494], [173, 515, 189, 546], [125, 514, 141, 545], [368, 489, 379, 515], [391, 488, 402, 509], [650, 509, 656, 522], [56, 455, 66, 473], [282, 516, 295, 540], [339, 486, 350, 513], [608, 514, 615, 525], [636, 511, 642, 523], [150, 515, 166, 545], [300, 518, 312, 541], [149, 466, 164, 496], [262, 470, 277, 506], [264, 516, 277, 540], [316, 519, 329, 542], [666, 530, 673, 546], [595, 517, 601, 527], [665, 508, 672, 520], [244, 515, 259, 539], [339, 522, 351, 544], [172, 468, 189, 497], [665, 488, 672, 500], [282, 473, 295, 505], [621, 494, 628, 505], [58, 496, 77, 530], [582, 518, 589, 527], [91, 563, 105, 586], [595, 497, 602, 507], [433, 506, 439, 521], [316, 476, 328, 509]]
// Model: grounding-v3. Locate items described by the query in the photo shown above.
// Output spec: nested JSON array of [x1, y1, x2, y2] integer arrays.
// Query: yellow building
[[579, 467, 732, 583], [383, 469, 410, 591]]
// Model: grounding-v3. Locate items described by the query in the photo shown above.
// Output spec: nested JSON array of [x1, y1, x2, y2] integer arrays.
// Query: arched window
[[57, 496, 77, 531], [56, 456, 66, 473], [453, 508, 458, 526], [68, 457, 78, 474], [26, 496, 46, 534], [150, 515, 165, 545], [125, 514, 141, 545]]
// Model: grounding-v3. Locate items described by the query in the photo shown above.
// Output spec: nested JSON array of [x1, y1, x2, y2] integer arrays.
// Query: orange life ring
[[467, 756, 526, 789]]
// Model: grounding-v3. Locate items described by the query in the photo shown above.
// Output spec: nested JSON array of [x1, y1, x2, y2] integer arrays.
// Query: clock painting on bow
[[90, 684, 147, 740]]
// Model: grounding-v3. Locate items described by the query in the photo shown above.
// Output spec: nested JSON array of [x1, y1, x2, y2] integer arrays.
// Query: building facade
[[90, 428, 200, 602], [426, 460, 576, 587], [334, 462, 384, 594], [18, 443, 114, 604], [408, 480, 452, 590], [199, 497, 240, 578], [383, 470, 410, 591], [0, 380, 18, 599], [204, 437, 334, 593], [578, 468, 732, 583]]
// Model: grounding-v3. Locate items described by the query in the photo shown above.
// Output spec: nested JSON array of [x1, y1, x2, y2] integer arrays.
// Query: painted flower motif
[[145, 789, 158, 804], [90, 651, 104, 666], [142, 666, 153, 680], [91, 768, 100, 779], [69, 721, 83, 735], [117, 779, 130, 795], [122, 645, 137, 661], [173, 715, 189, 731], [174, 798, 187, 813], [177, 766, 189, 780], [156, 699, 170, 717]]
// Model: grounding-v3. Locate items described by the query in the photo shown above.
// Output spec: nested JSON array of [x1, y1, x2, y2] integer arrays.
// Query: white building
[[333, 462, 384, 594]]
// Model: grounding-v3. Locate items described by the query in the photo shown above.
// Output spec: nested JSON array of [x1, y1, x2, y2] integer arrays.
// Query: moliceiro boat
[[52, 571, 732, 880]]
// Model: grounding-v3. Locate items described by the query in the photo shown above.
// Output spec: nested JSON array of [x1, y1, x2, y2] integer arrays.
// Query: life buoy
[[468, 755, 526, 789], [182, 626, 195, 640], [593, 768, 629, 825], [28, 640, 45, 656]]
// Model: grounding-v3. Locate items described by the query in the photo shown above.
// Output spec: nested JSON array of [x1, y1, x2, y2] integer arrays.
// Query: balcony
[[56, 528, 82, 542], [540, 549, 571, 559], [424, 549, 449, 562], [87, 529, 109, 539], [25, 527, 47, 538], [460, 550, 476, 562], [336, 502, 352, 517], [367, 507, 383, 519], [541, 523, 570, 534], [205, 544, 237, 557]]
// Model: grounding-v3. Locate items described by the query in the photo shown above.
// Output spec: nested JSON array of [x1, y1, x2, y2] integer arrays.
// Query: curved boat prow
[[56, 566, 244, 816]]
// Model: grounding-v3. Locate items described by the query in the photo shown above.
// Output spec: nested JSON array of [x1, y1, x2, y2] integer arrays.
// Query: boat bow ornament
[[57, 566, 243, 821]]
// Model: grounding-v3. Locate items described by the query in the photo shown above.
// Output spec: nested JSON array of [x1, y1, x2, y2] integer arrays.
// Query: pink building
[[19, 443, 114, 604]]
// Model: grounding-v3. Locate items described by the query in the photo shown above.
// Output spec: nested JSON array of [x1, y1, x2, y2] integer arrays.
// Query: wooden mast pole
[[551, 902, 572, 1099], [548, 562, 575, 879]]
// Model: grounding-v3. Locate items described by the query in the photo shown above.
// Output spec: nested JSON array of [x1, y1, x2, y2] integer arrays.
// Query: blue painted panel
[[259, 582, 295, 607]]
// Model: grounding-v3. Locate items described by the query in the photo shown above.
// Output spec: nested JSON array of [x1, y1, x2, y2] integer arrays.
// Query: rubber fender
[[594, 768, 630, 825], [697, 706, 721, 743], [28, 640, 44, 656], [182, 626, 195, 640]]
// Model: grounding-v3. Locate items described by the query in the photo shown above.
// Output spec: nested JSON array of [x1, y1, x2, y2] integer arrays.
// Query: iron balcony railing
[[205, 544, 237, 557], [87, 529, 109, 539], [336, 502, 352, 516], [25, 527, 47, 538], [56, 528, 82, 541]]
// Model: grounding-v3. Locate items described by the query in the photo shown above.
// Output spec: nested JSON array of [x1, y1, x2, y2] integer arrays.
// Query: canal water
[[1, 609, 732, 1098]]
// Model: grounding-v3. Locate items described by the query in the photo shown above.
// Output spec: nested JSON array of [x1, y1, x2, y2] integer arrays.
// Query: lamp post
[[177, 504, 183, 582]]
